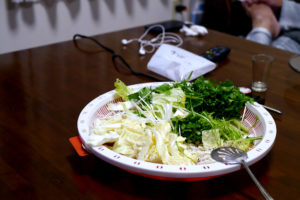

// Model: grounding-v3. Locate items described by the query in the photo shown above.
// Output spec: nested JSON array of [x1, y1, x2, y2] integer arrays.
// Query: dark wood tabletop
[[1, 25, 299, 200]]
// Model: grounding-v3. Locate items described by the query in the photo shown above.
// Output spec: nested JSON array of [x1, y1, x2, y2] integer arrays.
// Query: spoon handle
[[241, 160, 274, 200]]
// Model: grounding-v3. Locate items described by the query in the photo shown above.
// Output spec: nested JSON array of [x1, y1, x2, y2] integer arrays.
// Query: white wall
[[0, 0, 174, 55]]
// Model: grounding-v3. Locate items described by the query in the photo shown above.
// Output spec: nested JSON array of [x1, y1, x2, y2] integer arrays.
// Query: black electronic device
[[144, 20, 184, 34], [246, 93, 265, 105], [201, 46, 231, 62]]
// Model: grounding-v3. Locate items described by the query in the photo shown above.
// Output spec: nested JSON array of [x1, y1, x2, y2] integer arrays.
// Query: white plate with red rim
[[77, 82, 277, 181]]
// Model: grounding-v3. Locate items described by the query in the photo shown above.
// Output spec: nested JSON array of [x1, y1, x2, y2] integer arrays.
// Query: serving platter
[[77, 82, 276, 181]]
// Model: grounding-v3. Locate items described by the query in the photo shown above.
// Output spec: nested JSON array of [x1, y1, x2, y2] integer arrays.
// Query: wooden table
[[1, 25, 299, 200]]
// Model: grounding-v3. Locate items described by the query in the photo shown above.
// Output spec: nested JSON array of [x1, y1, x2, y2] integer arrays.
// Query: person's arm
[[246, 27, 273, 45], [243, 2, 280, 45], [244, 0, 282, 11]]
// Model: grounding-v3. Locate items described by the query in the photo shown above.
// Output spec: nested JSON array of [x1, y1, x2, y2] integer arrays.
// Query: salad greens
[[173, 76, 253, 119], [114, 79, 134, 101], [115, 77, 257, 149], [89, 76, 261, 165]]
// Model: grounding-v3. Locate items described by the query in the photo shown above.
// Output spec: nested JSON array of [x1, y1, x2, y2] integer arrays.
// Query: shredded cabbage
[[89, 113, 199, 165]]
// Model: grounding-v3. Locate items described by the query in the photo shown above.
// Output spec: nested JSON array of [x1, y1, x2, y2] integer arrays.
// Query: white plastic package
[[147, 44, 216, 82]]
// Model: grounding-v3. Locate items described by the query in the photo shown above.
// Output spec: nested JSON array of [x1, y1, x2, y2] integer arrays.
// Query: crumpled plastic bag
[[147, 44, 216, 82]]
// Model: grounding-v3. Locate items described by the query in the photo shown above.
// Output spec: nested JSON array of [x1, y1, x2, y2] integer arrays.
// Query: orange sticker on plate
[[69, 136, 89, 157]]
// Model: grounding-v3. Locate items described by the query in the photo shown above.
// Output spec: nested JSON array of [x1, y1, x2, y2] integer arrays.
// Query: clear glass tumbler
[[251, 54, 274, 92]]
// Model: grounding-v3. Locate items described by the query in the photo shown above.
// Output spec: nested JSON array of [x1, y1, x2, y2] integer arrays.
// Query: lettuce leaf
[[114, 79, 133, 101]]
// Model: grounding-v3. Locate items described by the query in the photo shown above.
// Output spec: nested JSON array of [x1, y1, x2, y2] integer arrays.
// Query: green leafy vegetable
[[128, 87, 153, 104], [114, 79, 133, 101], [172, 111, 215, 145], [174, 76, 253, 119]]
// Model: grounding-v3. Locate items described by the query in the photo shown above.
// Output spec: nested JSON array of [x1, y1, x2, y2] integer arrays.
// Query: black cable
[[73, 34, 114, 54], [73, 34, 162, 81]]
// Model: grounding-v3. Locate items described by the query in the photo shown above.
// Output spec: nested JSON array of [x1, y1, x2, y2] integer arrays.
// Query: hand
[[244, 0, 282, 11], [242, 3, 280, 38]]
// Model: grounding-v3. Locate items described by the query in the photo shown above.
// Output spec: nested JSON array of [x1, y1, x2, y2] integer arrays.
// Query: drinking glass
[[251, 54, 274, 92]]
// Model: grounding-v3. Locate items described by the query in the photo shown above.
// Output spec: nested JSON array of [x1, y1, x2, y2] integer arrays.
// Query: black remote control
[[201, 46, 231, 62]]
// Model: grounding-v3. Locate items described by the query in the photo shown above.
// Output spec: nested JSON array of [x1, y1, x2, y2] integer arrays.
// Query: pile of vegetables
[[87, 77, 261, 165]]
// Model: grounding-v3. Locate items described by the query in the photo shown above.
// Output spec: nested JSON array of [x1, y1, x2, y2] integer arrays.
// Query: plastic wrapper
[[147, 44, 216, 82]]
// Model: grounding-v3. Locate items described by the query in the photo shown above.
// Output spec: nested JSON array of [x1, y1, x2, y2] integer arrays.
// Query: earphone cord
[[73, 34, 162, 81]]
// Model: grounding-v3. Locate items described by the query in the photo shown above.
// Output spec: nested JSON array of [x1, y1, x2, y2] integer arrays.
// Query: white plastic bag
[[147, 44, 216, 82]]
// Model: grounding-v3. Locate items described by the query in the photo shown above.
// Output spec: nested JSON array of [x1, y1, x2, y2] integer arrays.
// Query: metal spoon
[[211, 147, 274, 200]]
